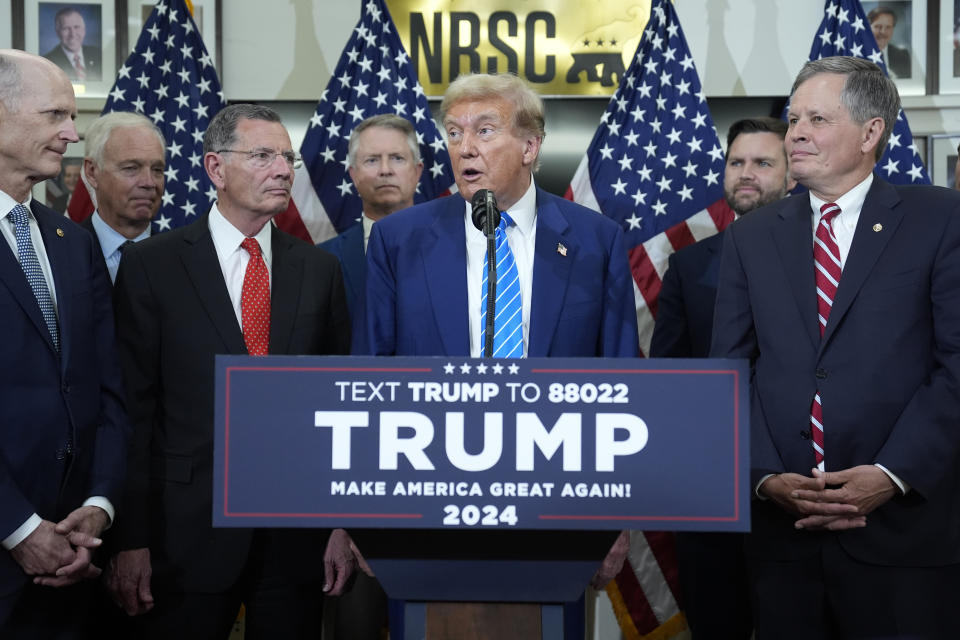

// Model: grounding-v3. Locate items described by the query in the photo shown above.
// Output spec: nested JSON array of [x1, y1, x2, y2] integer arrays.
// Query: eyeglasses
[[216, 148, 302, 169]]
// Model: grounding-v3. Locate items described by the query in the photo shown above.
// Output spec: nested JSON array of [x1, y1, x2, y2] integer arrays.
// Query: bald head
[[0, 50, 78, 200]]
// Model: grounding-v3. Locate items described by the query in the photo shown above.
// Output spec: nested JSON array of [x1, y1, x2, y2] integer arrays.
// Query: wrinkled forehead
[[233, 118, 292, 150]]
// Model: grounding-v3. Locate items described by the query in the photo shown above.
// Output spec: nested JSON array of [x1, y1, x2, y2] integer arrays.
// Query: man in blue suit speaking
[[357, 74, 638, 618], [359, 72, 639, 361], [712, 56, 960, 637]]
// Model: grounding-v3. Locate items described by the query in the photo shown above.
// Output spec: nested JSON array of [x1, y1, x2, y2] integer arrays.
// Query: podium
[[213, 355, 749, 638]]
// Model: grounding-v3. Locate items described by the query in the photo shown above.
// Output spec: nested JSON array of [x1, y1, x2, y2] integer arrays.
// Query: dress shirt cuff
[[754, 474, 777, 499], [2, 514, 42, 550], [874, 463, 909, 495], [83, 497, 115, 529]]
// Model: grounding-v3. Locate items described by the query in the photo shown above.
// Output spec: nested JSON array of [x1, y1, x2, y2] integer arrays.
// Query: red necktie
[[811, 202, 842, 469], [240, 238, 270, 356], [72, 54, 86, 81]]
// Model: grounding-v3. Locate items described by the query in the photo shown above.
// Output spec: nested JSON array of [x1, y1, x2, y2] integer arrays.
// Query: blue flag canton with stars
[[801, 0, 929, 184], [300, 0, 453, 234], [103, 0, 226, 232], [585, 0, 726, 246]]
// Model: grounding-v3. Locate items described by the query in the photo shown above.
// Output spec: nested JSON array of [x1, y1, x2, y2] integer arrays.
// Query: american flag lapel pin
[[557, 243, 567, 257], [56, 228, 64, 237]]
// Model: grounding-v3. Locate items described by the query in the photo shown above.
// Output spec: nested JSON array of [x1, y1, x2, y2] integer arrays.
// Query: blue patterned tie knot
[[9, 204, 59, 352], [480, 211, 523, 358]]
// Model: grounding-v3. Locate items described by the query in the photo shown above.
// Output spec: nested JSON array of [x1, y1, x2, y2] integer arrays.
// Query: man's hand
[[9, 520, 78, 581], [590, 530, 629, 590], [791, 466, 897, 530], [759, 472, 865, 531], [323, 528, 357, 596], [104, 548, 154, 616], [32, 505, 111, 587]]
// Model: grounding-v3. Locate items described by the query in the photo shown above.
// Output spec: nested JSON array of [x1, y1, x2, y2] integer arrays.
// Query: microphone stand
[[483, 196, 497, 358]]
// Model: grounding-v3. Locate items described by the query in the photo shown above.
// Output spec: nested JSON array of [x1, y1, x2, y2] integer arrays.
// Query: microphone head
[[471, 189, 488, 231], [471, 189, 500, 231]]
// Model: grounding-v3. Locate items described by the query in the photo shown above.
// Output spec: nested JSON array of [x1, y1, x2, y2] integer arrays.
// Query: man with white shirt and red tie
[[711, 56, 960, 637], [42, 7, 102, 83], [107, 104, 355, 638]]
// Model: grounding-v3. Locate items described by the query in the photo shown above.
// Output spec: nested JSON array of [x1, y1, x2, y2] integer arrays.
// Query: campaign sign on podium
[[212, 356, 749, 532]]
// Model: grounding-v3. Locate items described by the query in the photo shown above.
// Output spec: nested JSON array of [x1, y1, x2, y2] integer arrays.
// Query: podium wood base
[[426, 603, 541, 639]]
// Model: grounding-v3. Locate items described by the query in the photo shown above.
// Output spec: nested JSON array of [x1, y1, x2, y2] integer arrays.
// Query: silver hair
[[85, 111, 165, 167], [791, 56, 899, 161], [347, 114, 420, 168], [203, 103, 283, 154]]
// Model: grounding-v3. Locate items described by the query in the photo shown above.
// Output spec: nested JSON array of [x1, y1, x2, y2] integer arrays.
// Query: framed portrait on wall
[[122, 0, 220, 73], [18, 0, 117, 97], [926, 134, 960, 189], [862, 0, 927, 96], [939, 0, 960, 92]]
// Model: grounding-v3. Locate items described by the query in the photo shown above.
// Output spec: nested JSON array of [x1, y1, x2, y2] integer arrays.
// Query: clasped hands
[[759, 465, 897, 531], [10, 505, 109, 588]]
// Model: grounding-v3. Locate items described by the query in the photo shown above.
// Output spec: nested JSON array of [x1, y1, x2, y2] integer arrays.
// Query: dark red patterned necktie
[[240, 237, 270, 356]]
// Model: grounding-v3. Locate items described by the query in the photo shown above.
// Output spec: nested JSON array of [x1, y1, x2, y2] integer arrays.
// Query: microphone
[[471, 189, 501, 231]]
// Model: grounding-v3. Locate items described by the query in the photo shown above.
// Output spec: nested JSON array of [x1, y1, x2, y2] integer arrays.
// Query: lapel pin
[[56, 228, 64, 237], [557, 243, 567, 257], [873, 223, 882, 232]]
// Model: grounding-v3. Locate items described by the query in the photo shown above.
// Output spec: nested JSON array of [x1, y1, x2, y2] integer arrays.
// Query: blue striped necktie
[[480, 212, 523, 358], [9, 204, 59, 352]]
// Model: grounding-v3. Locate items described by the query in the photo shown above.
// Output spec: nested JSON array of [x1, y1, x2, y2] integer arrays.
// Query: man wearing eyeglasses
[[107, 104, 354, 638]]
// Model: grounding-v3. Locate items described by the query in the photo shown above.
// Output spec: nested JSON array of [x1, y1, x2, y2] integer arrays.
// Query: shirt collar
[[461, 178, 538, 234], [0, 190, 33, 222], [91, 210, 150, 255], [208, 203, 273, 267], [808, 173, 873, 223]]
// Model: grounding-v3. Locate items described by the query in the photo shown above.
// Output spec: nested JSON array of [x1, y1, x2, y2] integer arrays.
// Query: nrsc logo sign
[[387, 1, 651, 96]]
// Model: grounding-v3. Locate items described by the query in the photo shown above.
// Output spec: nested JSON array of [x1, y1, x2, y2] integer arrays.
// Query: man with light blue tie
[[0, 49, 129, 637], [357, 74, 638, 620], [359, 72, 638, 362], [79, 111, 165, 284]]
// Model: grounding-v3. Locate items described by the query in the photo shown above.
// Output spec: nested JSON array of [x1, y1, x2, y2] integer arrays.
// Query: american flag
[[797, 0, 929, 185], [566, 0, 733, 359], [67, 0, 226, 229], [567, 0, 730, 636], [279, 0, 454, 244]]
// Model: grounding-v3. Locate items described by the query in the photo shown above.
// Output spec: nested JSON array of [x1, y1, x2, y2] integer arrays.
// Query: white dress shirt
[[465, 179, 537, 358], [208, 204, 273, 329]]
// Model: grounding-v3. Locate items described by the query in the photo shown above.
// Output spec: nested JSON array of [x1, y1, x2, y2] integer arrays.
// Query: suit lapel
[[772, 196, 820, 351], [180, 217, 247, 354], [35, 204, 71, 364], [529, 190, 575, 357], [0, 203, 59, 355], [268, 226, 302, 355], [820, 179, 902, 349], [422, 198, 469, 355]]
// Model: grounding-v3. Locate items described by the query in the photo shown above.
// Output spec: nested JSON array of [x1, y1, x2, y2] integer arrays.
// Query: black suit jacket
[[42, 45, 102, 82], [0, 201, 128, 599], [112, 215, 351, 592], [649, 232, 723, 358], [79, 215, 108, 279], [711, 178, 960, 567]]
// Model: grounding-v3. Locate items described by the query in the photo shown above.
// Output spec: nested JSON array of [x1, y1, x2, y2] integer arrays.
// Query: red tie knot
[[241, 237, 261, 258], [819, 202, 841, 225]]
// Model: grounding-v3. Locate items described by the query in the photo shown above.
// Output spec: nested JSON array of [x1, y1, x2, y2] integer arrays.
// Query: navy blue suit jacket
[[358, 189, 639, 358], [0, 201, 128, 597], [650, 232, 723, 358], [711, 178, 960, 566], [318, 221, 364, 319]]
